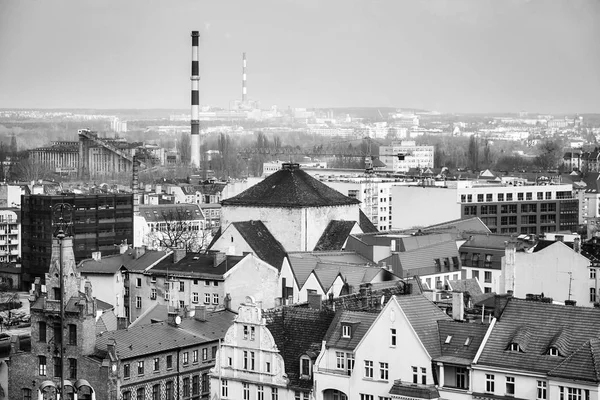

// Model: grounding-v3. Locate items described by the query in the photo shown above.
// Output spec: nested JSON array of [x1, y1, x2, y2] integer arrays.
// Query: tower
[[190, 31, 201, 168], [242, 52, 247, 104]]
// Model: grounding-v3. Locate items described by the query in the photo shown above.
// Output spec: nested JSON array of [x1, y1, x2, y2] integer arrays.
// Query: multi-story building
[[28, 141, 80, 175], [20, 193, 134, 288], [0, 208, 21, 263], [391, 181, 579, 234], [379, 140, 434, 173]]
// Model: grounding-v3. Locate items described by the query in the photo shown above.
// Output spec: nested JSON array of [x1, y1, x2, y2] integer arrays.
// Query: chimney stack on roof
[[307, 292, 322, 310], [194, 305, 207, 321], [452, 291, 465, 321], [213, 251, 226, 267], [173, 248, 186, 264]]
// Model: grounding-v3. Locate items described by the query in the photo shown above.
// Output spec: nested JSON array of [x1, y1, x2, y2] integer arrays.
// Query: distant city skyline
[[0, 0, 598, 114]]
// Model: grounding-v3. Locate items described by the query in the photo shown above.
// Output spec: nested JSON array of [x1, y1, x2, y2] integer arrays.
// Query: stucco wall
[[279, 258, 300, 304], [224, 255, 279, 311], [391, 186, 461, 230]]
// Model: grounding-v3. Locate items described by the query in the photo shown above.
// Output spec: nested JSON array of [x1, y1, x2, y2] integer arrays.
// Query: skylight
[[445, 335, 452, 344], [464, 337, 472, 346]]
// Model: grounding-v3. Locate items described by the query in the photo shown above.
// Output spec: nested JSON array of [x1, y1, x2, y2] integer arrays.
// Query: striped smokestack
[[242, 52, 247, 103], [190, 31, 201, 167]]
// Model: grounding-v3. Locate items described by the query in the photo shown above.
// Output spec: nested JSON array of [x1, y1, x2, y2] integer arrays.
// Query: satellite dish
[[175, 316, 182, 325]]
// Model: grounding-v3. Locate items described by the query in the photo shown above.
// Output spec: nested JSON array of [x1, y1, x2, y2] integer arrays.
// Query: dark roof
[[78, 249, 171, 273], [436, 320, 489, 364], [151, 253, 242, 279], [548, 338, 600, 382], [221, 165, 360, 208], [460, 233, 515, 252], [263, 307, 335, 391], [422, 217, 491, 234], [286, 251, 373, 288], [395, 295, 451, 358], [232, 221, 287, 269], [314, 220, 357, 251], [476, 298, 600, 380], [448, 279, 483, 297], [323, 280, 417, 312], [323, 310, 378, 351], [358, 209, 378, 233], [139, 203, 204, 223], [388, 380, 440, 399]]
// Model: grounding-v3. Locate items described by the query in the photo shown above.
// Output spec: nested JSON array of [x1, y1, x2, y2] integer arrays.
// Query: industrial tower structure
[[190, 31, 201, 167]]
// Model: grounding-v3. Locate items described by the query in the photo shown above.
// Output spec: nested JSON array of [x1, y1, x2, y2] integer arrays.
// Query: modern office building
[[20, 193, 134, 288]]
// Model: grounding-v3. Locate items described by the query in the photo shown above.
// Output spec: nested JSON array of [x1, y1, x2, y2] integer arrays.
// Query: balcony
[[10, 250, 19, 255], [0, 241, 5, 246], [10, 230, 18, 235], [10, 240, 18, 245], [0, 230, 5, 235]]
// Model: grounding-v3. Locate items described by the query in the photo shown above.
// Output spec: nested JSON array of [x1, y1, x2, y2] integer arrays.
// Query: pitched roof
[[548, 339, 600, 383], [395, 240, 460, 272], [448, 279, 483, 297], [323, 310, 379, 351], [151, 252, 242, 279], [232, 221, 287, 269], [460, 233, 515, 251], [476, 298, 600, 379], [388, 380, 440, 399], [139, 203, 204, 223], [436, 320, 489, 364], [312, 263, 390, 293], [313, 220, 357, 251], [221, 165, 360, 208], [286, 251, 372, 288], [359, 209, 378, 233], [263, 307, 335, 391], [395, 295, 451, 358], [421, 217, 491, 234], [78, 250, 171, 273]]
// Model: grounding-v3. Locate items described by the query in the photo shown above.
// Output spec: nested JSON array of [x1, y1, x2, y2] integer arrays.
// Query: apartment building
[[379, 140, 434, 173], [0, 208, 20, 263]]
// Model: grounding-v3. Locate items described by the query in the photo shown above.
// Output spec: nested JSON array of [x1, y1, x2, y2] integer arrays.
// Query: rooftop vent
[[281, 163, 300, 171]]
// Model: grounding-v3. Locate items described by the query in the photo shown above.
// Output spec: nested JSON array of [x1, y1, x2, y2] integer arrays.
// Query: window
[[484, 254, 493, 268], [38, 321, 46, 342], [68, 358, 77, 379], [136, 296, 142, 308], [205, 280, 210, 286], [136, 278, 142, 287], [301, 357, 310, 376], [486, 193, 493, 202], [192, 292, 198, 303], [266, 362, 271, 372], [251, 351, 256, 370], [212, 293, 219, 304], [526, 192, 533, 200], [251, 326, 256, 340], [346, 353, 355, 375], [477, 194, 484, 202], [498, 193, 504, 202], [195, 349, 201, 362], [342, 324, 351, 338], [546, 191, 552, 200], [390, 328, 397, 346], [549, 347, 559, 356], [202, 373, 209, 393], [137, 388, 144, 400], [364, 360, 373, 378], [151, 288, 157, 300], [591, 288, 597, 303], [559, 386, 589, 400], [537, 381, 547, 400], [445, 335, 453, 344], [153, 357, 160, 371], [123, 392, 131, 400], [38, 356, 47, 376], [257, 386, 264, 400], [180, 281, 185, 292], [271, 387, 278, 400], [53, 357, 61, 378], [484, 271, 492, 283], [68, 324, 77, 345], [486, 374, 495, 393], [204, 293, 210, 304], [360, 395, 374, 400], [518, 192, 524, 201], [380, 362, 389, 380], [212, 346, 218, 358], [412, 366, 418, 383], [124, 363, 130, 378], [192, 375, 200, 395], [137, 360, 144, 375], [182, 377, 190, 398], [456, 367, 467, 389], [166, 355, 172, 369], [179, 300, 185, 309], [53, 322, 62, 345], [183, 351, 189, 365], [152, 384, 159, 400], [591, 269, 597, 280], [467, 194, 472, 203], [221, 379, 228, 398], [472, 270, 479, 280], [506, 376, 515, 395], [421, 367, 427, 384], [243, 383, 250, 400], [22, 389, 32, 400], [165, 381, 173, 400]]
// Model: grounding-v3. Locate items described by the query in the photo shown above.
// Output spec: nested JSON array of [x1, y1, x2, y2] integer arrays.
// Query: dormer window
[[548, 347, 559, 356], [508, 343, 522, 352], [342, 324, 351, 338], [300, 356, 311, 378]]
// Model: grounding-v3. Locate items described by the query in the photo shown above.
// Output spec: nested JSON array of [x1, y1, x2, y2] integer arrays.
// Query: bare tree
[[146, 206, 215, 252], [13, 158, 53, 182]]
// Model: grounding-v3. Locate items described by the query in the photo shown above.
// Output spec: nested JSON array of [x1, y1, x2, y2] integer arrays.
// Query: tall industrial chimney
[[190, 31, 201, 168], [242, 52, 247, 103]]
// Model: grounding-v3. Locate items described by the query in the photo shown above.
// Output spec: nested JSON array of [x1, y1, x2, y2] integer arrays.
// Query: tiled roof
[[388, 381, 440, 399], [193, 182, 226, 196], [96, 311, 118, 335], [437, 320, 489, 364], [448, 279, 483, 297], [395, 240, 460, 273], [395, 295, 451, 358], [399, 233, 454, 252], [287, 251, 373, 288], [548, 339, 600, 383], [476, 298, 600, 378], [313, 220, 357, 251], [221, 166, 360, 208], [460, 233, 515, 251], [139, 203, 204, 223], [421, 217, 491, 234], [323, 280, 417, 312], [312, 263, 387, 293], [78, 249, 171, 273], [151, 252, 242, 278], [359, 209, 378, 233], [178, 309, 238, 342], [323, 310, 379, 351], [95, 322, 210, 360], [232, 221, 286, 270], [263, 307, 335, 390]]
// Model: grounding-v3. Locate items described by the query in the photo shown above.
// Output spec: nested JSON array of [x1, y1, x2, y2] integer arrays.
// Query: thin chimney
[[190, 31, 201, 168], [242, 52, 247, 103]]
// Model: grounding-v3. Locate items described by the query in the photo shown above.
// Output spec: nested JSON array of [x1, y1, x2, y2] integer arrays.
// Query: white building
[[379, 141, 434, 173]]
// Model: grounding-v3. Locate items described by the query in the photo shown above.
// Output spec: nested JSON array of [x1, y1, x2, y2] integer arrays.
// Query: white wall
[[391, 186, 461, 230], [79, 273, 124, 317], [279, 258, 301, 304], [224, 255, 280, 311]]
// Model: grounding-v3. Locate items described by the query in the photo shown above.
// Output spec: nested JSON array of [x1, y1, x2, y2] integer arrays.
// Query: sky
[[0, 0, 599, 114]]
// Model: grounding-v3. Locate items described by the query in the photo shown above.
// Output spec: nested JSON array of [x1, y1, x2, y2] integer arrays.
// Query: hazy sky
[[0, 0, 599, 113]]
